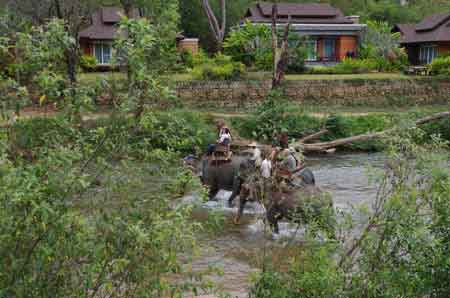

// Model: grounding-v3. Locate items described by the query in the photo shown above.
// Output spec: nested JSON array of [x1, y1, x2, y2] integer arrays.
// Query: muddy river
[[183, 153, 386, 298]]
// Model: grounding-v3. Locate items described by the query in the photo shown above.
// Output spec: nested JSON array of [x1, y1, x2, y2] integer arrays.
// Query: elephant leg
[[234, 197, 248, 224], [267, 206, 281, 234], [228, 177, 242, 207], [208, 174, 219, 201]]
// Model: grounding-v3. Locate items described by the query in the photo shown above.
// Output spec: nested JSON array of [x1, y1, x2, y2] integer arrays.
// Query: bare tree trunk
[[271, 3, 278, 88], [271, 2, 291, 89], [120, 0, 134, 91], [201, 0, 226, 51]]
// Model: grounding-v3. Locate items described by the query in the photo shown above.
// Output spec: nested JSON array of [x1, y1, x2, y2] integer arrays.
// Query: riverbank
[[6, 104, 450, 154]]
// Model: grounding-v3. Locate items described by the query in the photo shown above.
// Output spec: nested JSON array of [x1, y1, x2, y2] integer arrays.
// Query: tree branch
[[201, 0, 226, 49]]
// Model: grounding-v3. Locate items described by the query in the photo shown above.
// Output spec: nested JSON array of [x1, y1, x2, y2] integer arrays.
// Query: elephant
[[235, 169, 336, 238], [201, 155, 254, 204]]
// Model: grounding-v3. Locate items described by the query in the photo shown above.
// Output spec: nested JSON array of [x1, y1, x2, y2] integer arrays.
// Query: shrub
[[79, 55, 97, 72], [223, 21, 272, 69], [180, 49, 194, 69], [139, 110, 216, 155], [232, 91, 323, 142], [309, 58, 377, 75], [255, 49, 273, 71], [428, 56, 450, 76], [192, 53, 246, 80], [286, 45, 307, 74], [33, 70, 67, 103], [323, 114, 391, 151], [0, 76, 29, 119], [359, 20, 409, 72], [8, 117, 79, 160]]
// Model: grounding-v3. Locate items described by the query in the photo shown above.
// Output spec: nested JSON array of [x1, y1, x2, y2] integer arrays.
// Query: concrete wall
[[176, 78, 450, 108]]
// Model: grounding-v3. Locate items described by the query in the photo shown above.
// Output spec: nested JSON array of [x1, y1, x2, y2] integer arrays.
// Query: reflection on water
[[185, 153, 386, 297]]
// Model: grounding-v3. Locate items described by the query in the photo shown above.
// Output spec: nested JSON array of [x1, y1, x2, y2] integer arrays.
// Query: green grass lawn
[[284, 72, 415, 81], [80, 71, 418, 83]]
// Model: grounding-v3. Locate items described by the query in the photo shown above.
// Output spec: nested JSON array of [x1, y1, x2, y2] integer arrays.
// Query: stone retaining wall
[[176, 78, 450, 108]]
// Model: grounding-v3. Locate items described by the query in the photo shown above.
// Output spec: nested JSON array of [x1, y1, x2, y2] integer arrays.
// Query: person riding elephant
[[236, 173, 335, 238]]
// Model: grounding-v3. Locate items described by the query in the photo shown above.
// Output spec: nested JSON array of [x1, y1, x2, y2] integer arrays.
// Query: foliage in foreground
[[1, 110, 217, 296], [250, 129, 450, 298]]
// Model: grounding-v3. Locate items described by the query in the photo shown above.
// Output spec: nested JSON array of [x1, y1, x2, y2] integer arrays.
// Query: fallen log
[[297, 129, 329, 143], [294, 110, 450, 153]]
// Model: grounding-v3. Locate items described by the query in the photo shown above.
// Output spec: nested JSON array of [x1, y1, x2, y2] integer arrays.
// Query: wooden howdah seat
[[211, 144, 232, 163]]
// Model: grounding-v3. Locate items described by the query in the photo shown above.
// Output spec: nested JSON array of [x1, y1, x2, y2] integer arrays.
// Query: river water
[[185, 153, 386, 298]]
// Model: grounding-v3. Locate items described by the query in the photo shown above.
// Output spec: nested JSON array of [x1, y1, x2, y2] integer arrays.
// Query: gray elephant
[[201, 156, 254, 204]]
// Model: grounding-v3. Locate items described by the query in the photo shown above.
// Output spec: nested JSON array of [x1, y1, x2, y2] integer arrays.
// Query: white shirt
[[253, 147, 262, 167], [219, 133, 231, 143], [261, 159, 272, 178]]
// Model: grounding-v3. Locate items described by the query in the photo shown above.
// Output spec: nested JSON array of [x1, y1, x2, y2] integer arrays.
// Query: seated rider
[[218, 127, 232, 146], [280, 148, 303, 174]]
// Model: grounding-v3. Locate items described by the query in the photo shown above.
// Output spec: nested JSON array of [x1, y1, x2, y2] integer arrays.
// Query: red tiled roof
[[396, 12, 450, 43], [244, 2, 354, 24]]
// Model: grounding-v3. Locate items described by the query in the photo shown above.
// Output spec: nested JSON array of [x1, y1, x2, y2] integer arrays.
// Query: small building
[[243, 2, 366, 66], [395, 12, 450, 65], [176, 33, 200, 55], [79, 7, 200, 69], [79, 7, 139, 69]]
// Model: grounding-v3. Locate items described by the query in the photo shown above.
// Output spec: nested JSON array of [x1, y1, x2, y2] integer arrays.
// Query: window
[[419, 45, 438, 64], [94, 43, 112, 65], [305, 39, 317, 61], [323, 39, 336, 60]]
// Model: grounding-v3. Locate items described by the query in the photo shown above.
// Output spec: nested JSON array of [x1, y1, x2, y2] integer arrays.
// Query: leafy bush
[[0, 133, 201, 297], [8, 117, 79, 159], [286, 41, 308, 74], [139, 110, 216, 155], [0, 76, 29, 119], [359, 20, 408, 72], [232, 91, 323, 142], [324, 114, 391, 151], [428, 56, 450, 76], [79, 54, 97, 72], [224, 21, 272, 69], [33, 70, 67, 103], [180, 49, 194, 68], [309, 58, 377, 74], [192, 53, 246, 80]]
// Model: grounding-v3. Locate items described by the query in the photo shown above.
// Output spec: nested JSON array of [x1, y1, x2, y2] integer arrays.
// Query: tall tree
[[201, 0, 226, 51], [6, 0, 98, 85], [271, 2, 291, 89]]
